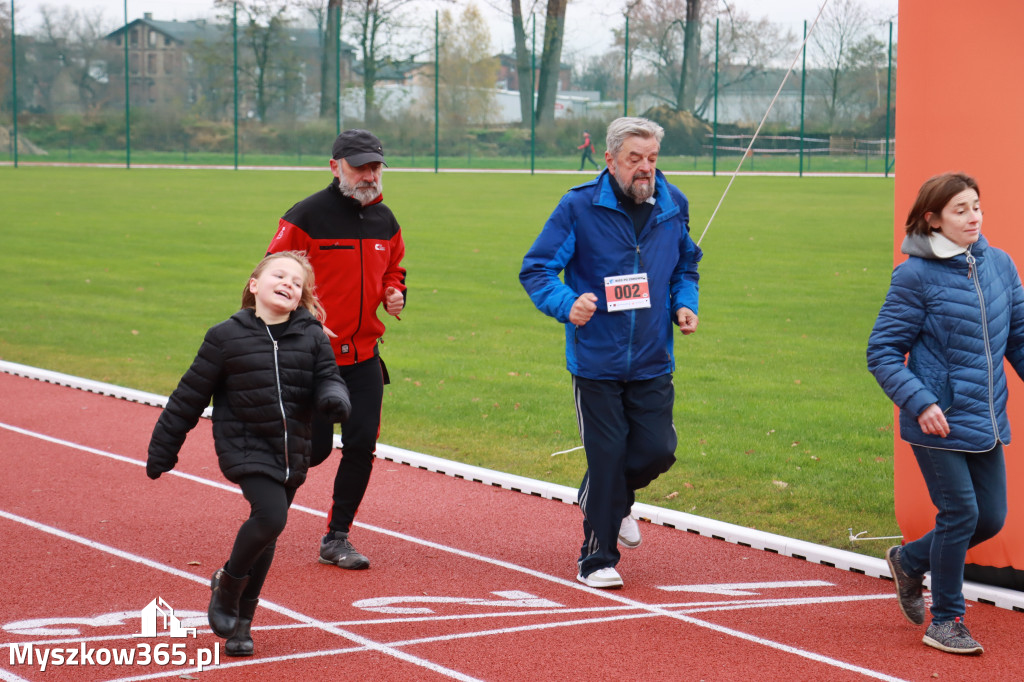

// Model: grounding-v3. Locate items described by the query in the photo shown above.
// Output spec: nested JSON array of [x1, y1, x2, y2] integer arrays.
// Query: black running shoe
[[319, 531, 370, 570]]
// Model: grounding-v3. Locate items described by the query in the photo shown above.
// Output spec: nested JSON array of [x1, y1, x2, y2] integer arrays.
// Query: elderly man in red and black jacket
[[267, 129, 406, 570]]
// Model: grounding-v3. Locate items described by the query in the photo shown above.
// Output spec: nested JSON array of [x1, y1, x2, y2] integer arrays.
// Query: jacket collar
[[233, 306, 315, 332], [901, 232, 988, 261], [592, 168, 680, 223]]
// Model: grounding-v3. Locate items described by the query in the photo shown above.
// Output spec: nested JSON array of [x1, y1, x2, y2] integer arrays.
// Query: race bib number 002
[[605, 273, 651, 312]]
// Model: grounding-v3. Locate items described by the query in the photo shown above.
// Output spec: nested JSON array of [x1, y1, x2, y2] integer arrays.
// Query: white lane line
[[0, 422, 907, 681], [0, 509, 481, 682], [0, 665, 31, 681], [1, 593, 892, 650], [657, 580, 834, 595]]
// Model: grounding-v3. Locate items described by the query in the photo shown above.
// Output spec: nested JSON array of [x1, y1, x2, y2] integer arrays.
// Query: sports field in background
[[0, 165, 897, 556]]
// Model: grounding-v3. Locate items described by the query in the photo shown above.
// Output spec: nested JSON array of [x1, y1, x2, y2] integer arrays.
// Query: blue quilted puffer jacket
[[867, 233, 1024, 452]]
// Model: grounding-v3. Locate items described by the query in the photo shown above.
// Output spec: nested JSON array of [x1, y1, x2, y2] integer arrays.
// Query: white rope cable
[[549, 445, 584, 457], [696, 0, 830, 247]]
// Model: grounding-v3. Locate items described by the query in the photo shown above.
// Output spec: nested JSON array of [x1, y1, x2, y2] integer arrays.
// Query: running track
[[1, 362, 1021, 681]]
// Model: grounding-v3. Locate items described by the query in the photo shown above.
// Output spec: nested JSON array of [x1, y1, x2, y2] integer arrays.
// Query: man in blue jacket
[[520, 117, 702, 588]]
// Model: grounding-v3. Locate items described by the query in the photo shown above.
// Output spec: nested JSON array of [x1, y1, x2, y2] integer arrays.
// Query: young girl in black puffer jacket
[[146, 251, 350, 657]]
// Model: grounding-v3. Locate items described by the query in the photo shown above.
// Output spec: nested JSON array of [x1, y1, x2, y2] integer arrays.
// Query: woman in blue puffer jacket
[[868, 172, 1024, 656]]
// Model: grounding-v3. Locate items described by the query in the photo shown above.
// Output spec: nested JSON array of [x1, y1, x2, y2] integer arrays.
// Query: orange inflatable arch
[[893, 1, 1024, 590]]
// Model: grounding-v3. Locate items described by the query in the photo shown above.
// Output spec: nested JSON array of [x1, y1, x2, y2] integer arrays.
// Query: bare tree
[[677, 0, 701, 111], [30, 5, 114, 114], [0, 3, 12, 116], [509, 0, 535, 127], [185, 27, 236, 120], [533, 0, 567, 125], [809, 0, 870, 129], [692, 4, 794, 120], [626, 0, 699, 112], [576, 50, 625, 100], [847, 32, 888, 112], [295, 0, 345, 120], [625, 0, 792, 118], [436, 4, 499, 127], [214, 0, 304, 122], [347, 0, 420, 126]]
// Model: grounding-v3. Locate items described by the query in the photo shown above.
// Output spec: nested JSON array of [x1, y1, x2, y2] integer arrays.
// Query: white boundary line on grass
[[1, 359, 1020, 613], [0, 161, 891, 178]]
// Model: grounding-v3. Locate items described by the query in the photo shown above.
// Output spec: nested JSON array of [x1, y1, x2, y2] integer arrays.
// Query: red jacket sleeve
[[267, 218, 311, 255], [383, 229, 407, 297]]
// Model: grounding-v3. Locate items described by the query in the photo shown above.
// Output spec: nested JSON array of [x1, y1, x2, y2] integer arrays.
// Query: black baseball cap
[[331, 129, 386, 167]]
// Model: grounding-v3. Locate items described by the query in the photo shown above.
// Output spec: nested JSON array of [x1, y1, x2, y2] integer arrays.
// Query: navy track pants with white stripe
[[572, 373, 677, 577]]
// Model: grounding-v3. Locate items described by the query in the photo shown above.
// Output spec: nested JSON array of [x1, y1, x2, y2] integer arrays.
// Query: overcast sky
[[18, 0, 899, 61]]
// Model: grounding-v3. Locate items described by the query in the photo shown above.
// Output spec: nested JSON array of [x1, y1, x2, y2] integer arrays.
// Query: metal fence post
[[233, 1, 239, 170], [623, 15, 629, 117], [434, 10, 439, 173], [712, 18, 718, 177], [10, 0, 17, 167], [884, 21, 893, 177], [799, 20, 807, 177], [123, 0, 130, 169]]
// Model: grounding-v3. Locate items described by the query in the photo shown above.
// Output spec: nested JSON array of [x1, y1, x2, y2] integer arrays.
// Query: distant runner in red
[[578, 131, 599, 171], [267, 129, 407, 571]]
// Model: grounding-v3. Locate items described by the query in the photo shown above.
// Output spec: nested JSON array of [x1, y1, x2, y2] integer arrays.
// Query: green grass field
[[0, 165, 899, 557]]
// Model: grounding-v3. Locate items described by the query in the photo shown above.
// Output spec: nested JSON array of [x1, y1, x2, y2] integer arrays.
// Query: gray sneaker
[[319, 531, 370, 570], [886, 545, 925, 625], [923, 618, 984, 655]]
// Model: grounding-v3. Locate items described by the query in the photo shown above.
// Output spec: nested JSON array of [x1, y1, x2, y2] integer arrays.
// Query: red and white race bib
[[604, 273, 651, 312]]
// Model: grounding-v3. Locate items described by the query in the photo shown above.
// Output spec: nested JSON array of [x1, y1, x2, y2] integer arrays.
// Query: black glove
[[146, 451, 176, 480], [323, 393, 352, 424]]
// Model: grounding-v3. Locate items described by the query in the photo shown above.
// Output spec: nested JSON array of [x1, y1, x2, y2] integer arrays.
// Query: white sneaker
[[618, 515, 642, 548], [576, 566, 623, 588]]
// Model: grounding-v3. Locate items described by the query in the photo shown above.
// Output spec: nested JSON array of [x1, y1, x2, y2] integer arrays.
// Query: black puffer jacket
[[147, 307, 350, 487]]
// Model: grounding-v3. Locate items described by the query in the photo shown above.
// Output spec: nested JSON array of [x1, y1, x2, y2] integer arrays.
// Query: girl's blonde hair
[[241, 251, 326, 322]]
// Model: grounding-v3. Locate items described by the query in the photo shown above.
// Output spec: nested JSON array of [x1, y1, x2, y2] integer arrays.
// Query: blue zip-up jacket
[[867, 233, 1024, 452], [520, 168, 702, 381]]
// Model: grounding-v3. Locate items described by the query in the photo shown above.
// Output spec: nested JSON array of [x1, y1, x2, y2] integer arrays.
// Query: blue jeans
[[900, 443, 1007, 623]]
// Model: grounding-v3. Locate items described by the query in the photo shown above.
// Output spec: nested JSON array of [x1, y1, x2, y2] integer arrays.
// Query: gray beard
[[340, 178, 382, 205], [613, 168, 655, 204]]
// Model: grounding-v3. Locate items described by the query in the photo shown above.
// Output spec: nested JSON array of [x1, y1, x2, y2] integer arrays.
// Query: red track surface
[[1, 370, 1022, 681]]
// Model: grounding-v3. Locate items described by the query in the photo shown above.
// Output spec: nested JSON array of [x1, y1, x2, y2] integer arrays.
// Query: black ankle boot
[[208, 567, 249, 638], [225, 598, 259, 656]]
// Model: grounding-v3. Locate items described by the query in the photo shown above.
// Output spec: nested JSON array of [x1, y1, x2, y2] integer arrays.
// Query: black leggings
[[310, 356, 385, 534], [225, 475, 296, 600]]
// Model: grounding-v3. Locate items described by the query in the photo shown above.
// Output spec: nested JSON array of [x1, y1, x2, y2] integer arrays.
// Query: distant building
[[103, 12, 356, 114], [496, 53, 571, 93]]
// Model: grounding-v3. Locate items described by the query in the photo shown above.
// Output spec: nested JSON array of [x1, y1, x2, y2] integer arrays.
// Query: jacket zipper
[[966, 248, 1000, 439], [622, 203, 653, 380], [626, 241, 641, 378], [353, 231, 365, 362], [265, 325, 290, 483]]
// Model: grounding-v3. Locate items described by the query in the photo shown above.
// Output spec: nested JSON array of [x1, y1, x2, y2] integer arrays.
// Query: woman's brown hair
[[905, 172, 980, 236]]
